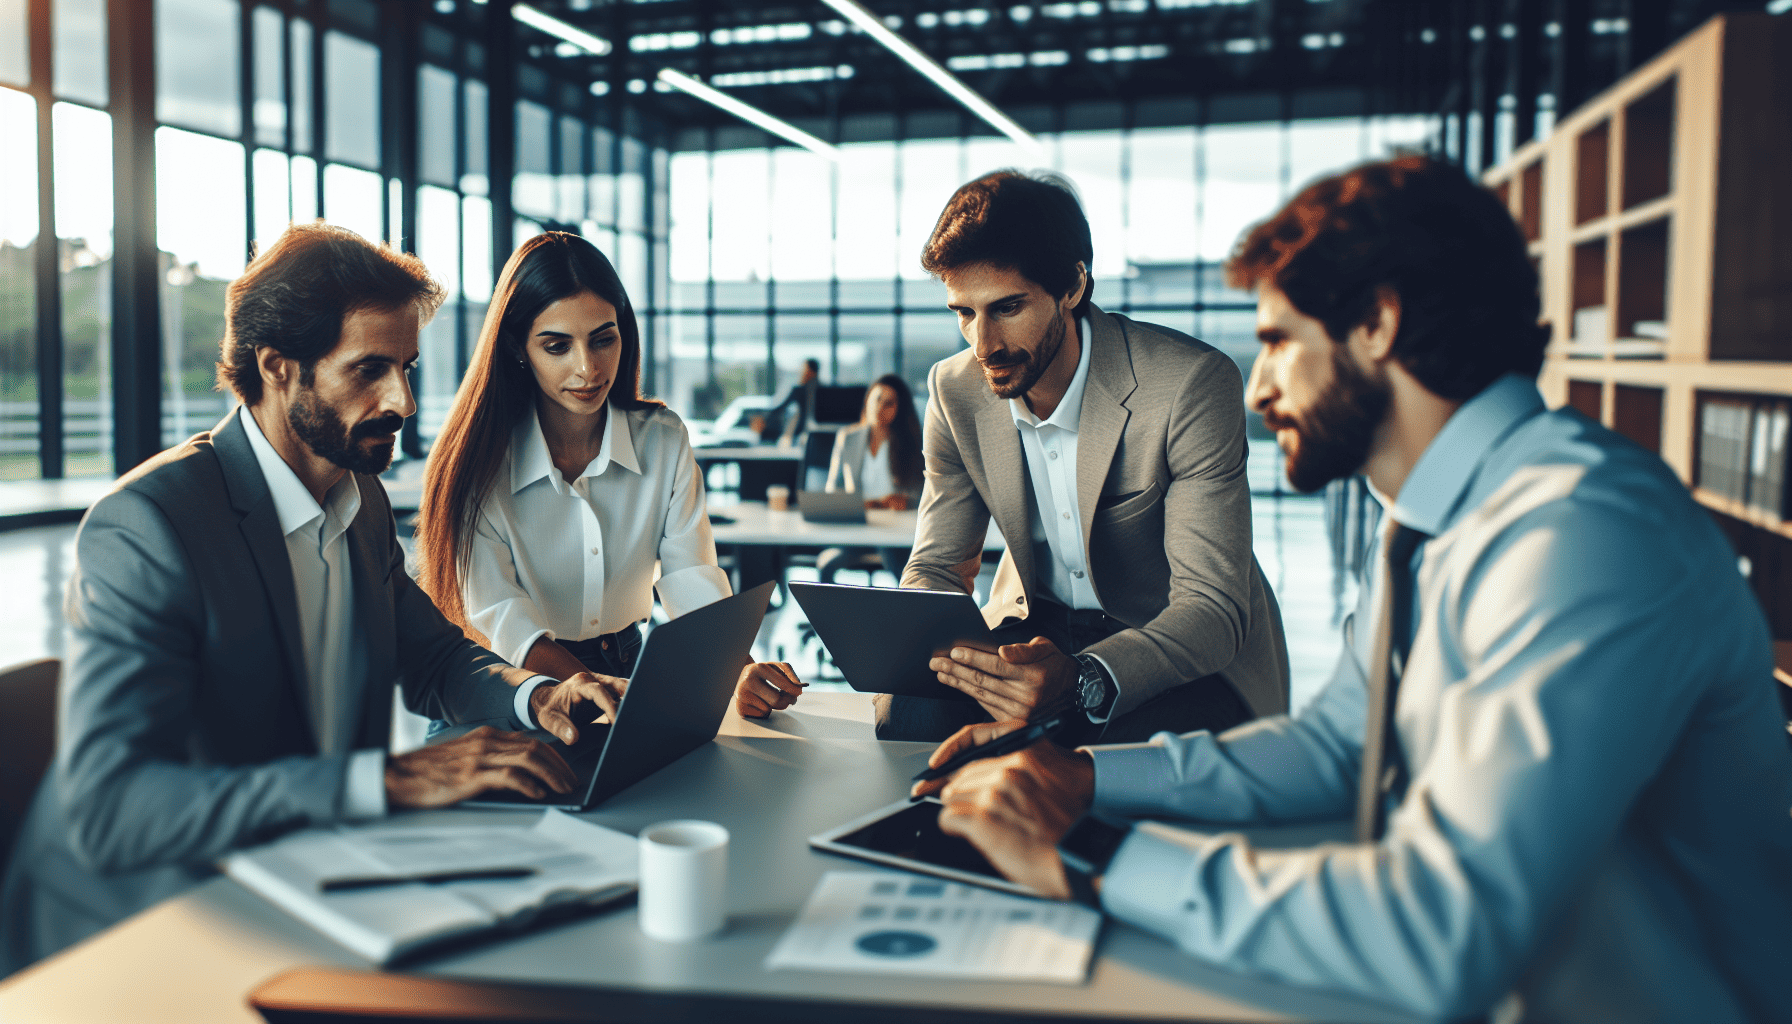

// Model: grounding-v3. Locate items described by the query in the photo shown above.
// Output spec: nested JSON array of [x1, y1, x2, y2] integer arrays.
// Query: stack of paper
[[766, 872, 1102, 984], [223, 811, 637, 964]]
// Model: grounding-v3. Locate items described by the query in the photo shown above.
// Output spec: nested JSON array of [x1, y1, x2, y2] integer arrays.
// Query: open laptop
[[797, 489, 867, 524], [459, 580, 776, 811]]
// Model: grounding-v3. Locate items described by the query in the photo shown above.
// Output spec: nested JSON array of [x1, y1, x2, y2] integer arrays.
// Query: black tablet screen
[[832, 801, 1003, 879]]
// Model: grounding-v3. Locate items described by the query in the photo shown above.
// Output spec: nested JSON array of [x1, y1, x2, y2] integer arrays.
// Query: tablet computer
[[787, 582, 990, 702], [809, 797, 1041, 898]]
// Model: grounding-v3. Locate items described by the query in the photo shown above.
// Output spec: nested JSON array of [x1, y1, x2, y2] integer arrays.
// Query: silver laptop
[[455, 580, 775, 810], [798, 489, 867, 524]]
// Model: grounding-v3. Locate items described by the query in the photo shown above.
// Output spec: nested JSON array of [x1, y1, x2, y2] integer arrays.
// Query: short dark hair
[[217, 223, 445, 404], [804, 358, 821, 373], [921, 170, 1094, 315], [1227, 154, 1546, 401]]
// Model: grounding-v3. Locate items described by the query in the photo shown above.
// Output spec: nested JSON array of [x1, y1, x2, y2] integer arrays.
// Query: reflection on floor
[[0, 452, 1357, 719]]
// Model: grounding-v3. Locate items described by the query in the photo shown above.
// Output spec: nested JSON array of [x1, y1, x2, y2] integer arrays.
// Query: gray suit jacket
[[0, 407, 533, 972], [902, 306, 1289, 721], [825, 423, 924, 503]]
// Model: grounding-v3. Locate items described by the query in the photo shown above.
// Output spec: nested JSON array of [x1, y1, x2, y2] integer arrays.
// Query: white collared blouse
[[460, 401, 732, 670]]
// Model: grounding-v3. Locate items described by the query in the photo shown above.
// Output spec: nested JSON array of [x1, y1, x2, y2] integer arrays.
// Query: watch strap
[[1073, 654, 1115, 715]]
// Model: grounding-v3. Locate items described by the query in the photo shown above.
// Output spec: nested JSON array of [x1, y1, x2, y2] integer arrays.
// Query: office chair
[[799, 429, 837, 492], [0, 658, 59, 876]]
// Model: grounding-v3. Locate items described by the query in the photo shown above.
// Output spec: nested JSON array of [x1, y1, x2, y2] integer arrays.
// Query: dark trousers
[[873, 598, 1253, 745]]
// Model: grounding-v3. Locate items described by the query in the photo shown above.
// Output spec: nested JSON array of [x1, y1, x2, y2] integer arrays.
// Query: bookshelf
[[1483, 12, 1792, 645]]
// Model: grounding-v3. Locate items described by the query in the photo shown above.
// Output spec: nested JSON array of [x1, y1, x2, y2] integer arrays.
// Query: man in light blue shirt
[[915, 156, 1792, 1021]]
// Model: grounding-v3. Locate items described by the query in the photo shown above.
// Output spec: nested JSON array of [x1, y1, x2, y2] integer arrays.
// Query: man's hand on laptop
[[384, 726, 578, 808], [734, 661, 807, 719], [930, 636, 1077, 722], [530, 671, 629, 745]]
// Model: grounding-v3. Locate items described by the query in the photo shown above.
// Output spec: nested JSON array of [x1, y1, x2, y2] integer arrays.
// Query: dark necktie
[[1354, 519, 1427, 843]]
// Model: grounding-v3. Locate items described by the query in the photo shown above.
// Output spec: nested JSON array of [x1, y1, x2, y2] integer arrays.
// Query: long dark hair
[[867, 373, 924, 491], [417, 231, 661, 637]]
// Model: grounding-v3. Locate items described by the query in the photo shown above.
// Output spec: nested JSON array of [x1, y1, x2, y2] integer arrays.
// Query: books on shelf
[[1697, 394, 1790, 520], [222, 810, 638, 964]]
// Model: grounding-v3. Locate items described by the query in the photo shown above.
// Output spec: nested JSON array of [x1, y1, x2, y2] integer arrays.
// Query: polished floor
[[0, 443, 1357, 717]]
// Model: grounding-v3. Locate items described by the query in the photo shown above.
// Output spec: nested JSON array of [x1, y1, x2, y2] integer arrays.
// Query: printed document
[[223, 810, 637, 964], [766, 871, 1101, 983]]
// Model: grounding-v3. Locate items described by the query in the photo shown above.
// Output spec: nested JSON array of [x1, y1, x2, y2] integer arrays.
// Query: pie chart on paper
[[855, 930, 937, 957]]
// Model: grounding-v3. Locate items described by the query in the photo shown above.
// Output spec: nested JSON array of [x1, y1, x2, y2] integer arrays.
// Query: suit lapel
[[214, 406, 316, 750], [1076, 308, 1136, 548], [347, 475, 396, 750], [974, 395, 1037, 592]]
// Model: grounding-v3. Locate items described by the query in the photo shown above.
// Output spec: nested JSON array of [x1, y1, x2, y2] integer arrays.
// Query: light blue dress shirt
[[1088, 375, 1792, 1022]]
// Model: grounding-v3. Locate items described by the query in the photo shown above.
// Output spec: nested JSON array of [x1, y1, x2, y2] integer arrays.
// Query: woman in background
[[416, 232, 802, 722], [817, 373, 924, 584]]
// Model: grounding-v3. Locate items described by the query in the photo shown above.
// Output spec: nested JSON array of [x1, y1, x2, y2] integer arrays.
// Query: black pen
[[319, 867, 538, 892], [910, 716, 1064, 792]]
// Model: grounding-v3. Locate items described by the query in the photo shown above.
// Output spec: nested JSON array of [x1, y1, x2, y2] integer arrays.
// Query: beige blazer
[[901, 305, 1289, 720]]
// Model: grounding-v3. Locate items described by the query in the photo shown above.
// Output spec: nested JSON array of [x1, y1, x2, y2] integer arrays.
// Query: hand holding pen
[[909, 716, 1064, 800]]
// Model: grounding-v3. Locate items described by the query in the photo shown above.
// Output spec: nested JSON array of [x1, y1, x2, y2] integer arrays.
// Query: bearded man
[[912, 156, 1792, 1022], [1, 224, 621, 972], [890, 169, 1289, 744]]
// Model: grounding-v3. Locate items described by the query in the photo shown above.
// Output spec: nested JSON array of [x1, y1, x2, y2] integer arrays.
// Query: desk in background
[[707, 501, 1005, 595], [692, 445, 803, 502], [0, 693, 1412, 1024]]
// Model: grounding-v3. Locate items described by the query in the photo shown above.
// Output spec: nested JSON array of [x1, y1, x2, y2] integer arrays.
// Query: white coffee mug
[[638, 820, 729, 941], [765, 485, 790, 511]]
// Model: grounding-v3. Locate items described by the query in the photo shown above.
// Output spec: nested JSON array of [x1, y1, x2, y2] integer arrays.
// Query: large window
[[0, 87, 37, 479], [662, 115, 1436, 423]]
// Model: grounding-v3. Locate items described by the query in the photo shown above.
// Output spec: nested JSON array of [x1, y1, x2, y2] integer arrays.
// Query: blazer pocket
[[1093, 481, 1162, 524]]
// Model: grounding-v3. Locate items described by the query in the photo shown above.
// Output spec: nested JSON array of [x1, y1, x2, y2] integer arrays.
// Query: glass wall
[[661, 115, 1435, 423], [0, 0, 672, 476]]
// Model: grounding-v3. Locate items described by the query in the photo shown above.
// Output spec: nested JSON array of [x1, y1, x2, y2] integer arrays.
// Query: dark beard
[[1267, 348, 1390, 493], [289, 389, 404, 475], [981, 313, 1067, 400]]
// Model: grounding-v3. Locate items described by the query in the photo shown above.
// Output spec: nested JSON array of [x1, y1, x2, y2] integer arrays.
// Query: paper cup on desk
[[638, 820, 729, 941], [765, 485, 790, 511]]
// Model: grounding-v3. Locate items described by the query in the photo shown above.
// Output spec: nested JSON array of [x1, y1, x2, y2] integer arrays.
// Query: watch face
[[1077, 661, 1105, 709]]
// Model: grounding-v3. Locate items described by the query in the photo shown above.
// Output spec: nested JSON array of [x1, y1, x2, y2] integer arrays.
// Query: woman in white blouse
[[416, 232, 802, 722], [817, 374, 925, 583]]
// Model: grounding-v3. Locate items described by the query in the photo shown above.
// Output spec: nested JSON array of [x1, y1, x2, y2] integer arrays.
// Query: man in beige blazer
[[890, 170, 1288, 743]]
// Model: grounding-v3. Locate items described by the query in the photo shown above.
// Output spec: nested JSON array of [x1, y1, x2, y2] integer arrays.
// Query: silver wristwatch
[[1073, 654, 1114, 715]]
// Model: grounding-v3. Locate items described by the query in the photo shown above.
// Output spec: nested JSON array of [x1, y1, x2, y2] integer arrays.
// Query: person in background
[[0, 225, 614, 973], [415, 232, 803, 724], [817, 373, 925, 584], [913, 155, 1792, 1023], [765, 357, 821, 445], [892, 169, 1289, 745]]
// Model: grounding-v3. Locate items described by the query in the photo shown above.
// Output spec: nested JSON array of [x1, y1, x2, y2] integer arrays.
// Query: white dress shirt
[[855, 438, 896, 501], [240, 408, 386, 819], [1086, 376, 1792, 1022], [1011, 318, 1101, 612], [463, 402, 731, 693]]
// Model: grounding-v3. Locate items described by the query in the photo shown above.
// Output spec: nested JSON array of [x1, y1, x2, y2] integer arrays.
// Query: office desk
[[692, 446, 802, 502], [709, 501, 1004, 594], [0, 695, 1412, 1024]]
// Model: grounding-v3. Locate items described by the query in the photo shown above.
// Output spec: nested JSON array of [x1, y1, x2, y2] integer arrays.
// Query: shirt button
[[1072, 570, 1084, 579], [590, 546, 600, 555], [590, 618, 600, 626], [1048, 450, 1058, 460], [1061, 511, 1071, 520]]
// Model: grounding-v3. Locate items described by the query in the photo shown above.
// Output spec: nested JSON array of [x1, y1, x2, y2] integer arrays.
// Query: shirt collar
[[512, 402, 640, 495], [1009, 317, 1092, 431], [239, 403, 361, 542], [1385, 374, 1546, 535]]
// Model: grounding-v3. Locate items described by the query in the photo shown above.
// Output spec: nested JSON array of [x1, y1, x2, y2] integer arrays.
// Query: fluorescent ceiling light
[[655, 68, 841, 160], [512, 3, 612, 56], [816, 0, 1044, 156]]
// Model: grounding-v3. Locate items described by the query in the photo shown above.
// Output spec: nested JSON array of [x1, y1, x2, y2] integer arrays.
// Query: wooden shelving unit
[[1484, 11, 1792, 639]]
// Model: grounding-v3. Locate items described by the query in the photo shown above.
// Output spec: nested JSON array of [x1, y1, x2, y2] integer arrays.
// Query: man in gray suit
[[891, 170, 1288, 744], [1, 225, 617, 973]]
